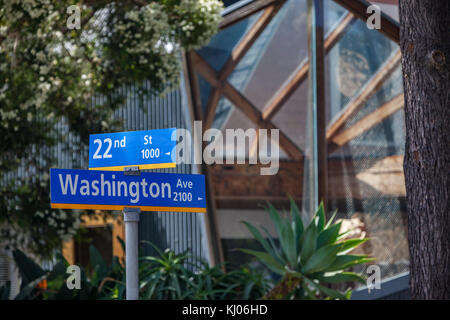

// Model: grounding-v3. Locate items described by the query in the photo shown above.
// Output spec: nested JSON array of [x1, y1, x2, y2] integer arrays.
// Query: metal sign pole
[[123, 207, 140, 300], [123, 166, 141, 300]]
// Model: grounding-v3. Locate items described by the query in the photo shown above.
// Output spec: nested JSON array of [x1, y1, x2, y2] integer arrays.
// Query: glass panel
[[230, 0, 308, 110], [325, 0, 408, 286], [342, 66, 403, 129], [272, 79, 309, 150], [324, 0, 347, 34], [330, 64, 404, 159], [208, 97, 288, 160], [326, 20, 399, 124], [328, 111, 408, 283], [367, 0, 399, 22], [197, 11, 263, 71], [211, 96, 234, 130], [196, 73, 212, 114]]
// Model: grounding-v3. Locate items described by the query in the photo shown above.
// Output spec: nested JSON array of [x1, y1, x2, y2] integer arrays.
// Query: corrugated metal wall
[[1, 78, 209, 268]]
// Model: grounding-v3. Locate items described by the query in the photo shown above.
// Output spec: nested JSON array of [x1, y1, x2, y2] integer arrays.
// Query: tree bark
[[399, 0, 450, 299]]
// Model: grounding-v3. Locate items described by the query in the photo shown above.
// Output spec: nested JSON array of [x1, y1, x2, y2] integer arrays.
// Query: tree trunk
[[399, 0, 450, 299]]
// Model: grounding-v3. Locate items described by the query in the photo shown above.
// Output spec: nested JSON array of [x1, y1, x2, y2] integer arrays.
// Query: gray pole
[[123, 207, 140, 300]]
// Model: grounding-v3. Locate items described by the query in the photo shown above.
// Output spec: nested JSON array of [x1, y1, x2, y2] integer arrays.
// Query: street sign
[[88, 128, 176, 170], [50, 168, 206, 213]]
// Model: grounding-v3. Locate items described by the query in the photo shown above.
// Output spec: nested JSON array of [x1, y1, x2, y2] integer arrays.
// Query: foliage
[[0, 178, 81, 258], [0, 0, 223, 258], [0, 241, 270, 300], [139, 241, 270, 300], [0, 246, 126, 300], [240, 200, 374, 300]]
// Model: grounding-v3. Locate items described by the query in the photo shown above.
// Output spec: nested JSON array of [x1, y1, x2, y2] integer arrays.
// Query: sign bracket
[[124, 166, 141, 176]]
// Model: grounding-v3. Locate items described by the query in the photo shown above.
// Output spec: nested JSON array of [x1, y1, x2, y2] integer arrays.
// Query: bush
[[0, 242, 269, 300], [0, 202, 374, 300]]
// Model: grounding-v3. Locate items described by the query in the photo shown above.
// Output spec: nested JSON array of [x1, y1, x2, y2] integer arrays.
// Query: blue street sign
[[50, 168, 206, 213], [88, 128, 176, 170]]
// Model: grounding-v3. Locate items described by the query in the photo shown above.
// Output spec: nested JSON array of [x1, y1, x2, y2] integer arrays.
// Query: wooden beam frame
[[183, 52, 204, 122], [326, 49, 401, 141], [220, 2, 284, 80], [324, 12, 356, 52], [329, 93, 404, 150], [262, 12, 355, 121], [219, 0, 280, 30], [182, 51, 225, 267], [262, 58, 309, 120], [204, 88, 222, 129], [205, 2, 284, 129], [211, 156, 406, 209], [191, 51, 304, 160], [223, 81, 303, 160], [332, 0, 400, 43]]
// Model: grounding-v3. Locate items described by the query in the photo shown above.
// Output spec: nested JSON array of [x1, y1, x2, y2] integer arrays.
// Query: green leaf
[[279, 219, 297, 268], [260, 225, 284, 263], [303, 277, 348, 300], [54, 252, 70, 267], [325, 209, 338, 229], [12, 249, 46, 288], [315, 201, 325, 231], [241, 221, 284, 265], [316, 283, 349, 300], [243, 281, 255, 300], [266, 202, 284, 240], [89, 245, 108, 282], [289, 197, 304, 241], [300, 223, 317, 265], [317, 272, 366, 284], [46, 261, 67, 282], [238, 249, 285, 275], [345, 289, 353, 300], [140, 240, 166, 259], [302, 244, 342, 274], [301, 281, 318, 300], [337, 238, 369, 254], [327, 255, 375, 272], [14, 274, 48, 300], [317, 222, 342, 248]]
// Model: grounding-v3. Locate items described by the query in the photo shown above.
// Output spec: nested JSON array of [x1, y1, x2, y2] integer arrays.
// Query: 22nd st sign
[[88, 128, 176, 171]]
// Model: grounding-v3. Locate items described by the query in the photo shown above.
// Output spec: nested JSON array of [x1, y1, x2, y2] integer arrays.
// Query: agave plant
[[240, 200, 374, 300]]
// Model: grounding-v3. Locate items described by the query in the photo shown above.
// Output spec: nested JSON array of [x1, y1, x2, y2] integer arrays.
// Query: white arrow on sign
[[198, 197, 203, 200], [165, 152, 170, 155]]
